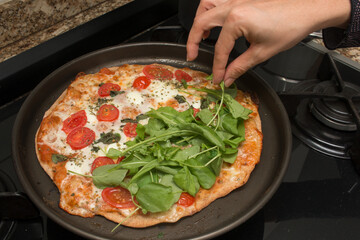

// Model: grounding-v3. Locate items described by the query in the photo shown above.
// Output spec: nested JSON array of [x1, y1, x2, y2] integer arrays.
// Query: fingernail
[[224, 78, 235, 87]]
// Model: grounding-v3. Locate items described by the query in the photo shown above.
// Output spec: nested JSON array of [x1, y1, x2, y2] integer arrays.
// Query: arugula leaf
[[146, 107, 193, 126], [173, 167, 200, 197], [197, 109, 214, 125], [159, 174, 182, 203], [136, 114, 149, 122], [223, 94, 252, 120], [106, 148, 122, 159], [205, 73, 213, 80], [177, 123, 225, 151], [222, 152, 238, 164], [92, 164, 128, 189], [136, 123, 146, 140], [193, 85, 252, 120], [130, 160, 159, 183], [186, 158, 216, 189], [220, 112, 239, 136], [172, 146, 200, 162], [136, 183, 176, 213]]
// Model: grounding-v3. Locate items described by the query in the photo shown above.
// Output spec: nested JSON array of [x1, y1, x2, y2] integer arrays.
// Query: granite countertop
[[0, 0, 133, 63], [2, 0, 360, 67]]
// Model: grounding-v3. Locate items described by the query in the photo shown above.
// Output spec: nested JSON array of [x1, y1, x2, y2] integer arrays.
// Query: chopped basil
[[95, 131, 121, 144], [110, 90, 125, 97], [51, 154, 68, 164], [174, 95, 186, 104], [121, 118, 138, 123]]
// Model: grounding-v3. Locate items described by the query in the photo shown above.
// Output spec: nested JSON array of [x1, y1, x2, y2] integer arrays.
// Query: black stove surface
[[1, 7, 360, 240]]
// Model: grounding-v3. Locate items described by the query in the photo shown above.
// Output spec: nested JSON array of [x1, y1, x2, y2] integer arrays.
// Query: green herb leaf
[[186, 158, 216, 189], [92, 164, 128, 189], [95, 131, 121, 144], [173, 166, 200, 197], [51, 154, 68, 164], [146, 107, 193, 126], [121, 118, 137, 123], [136, 183, 176, 213], [177, 123, 225, 151], [110, 90, 125, 97], [174, 95, 186, 104], [222, 152, 238, 164], [181, 79, 188, 89], [106, 148, 122, 159], [130, 160, 159, 183], [197, 109, 214, 125], [205, 74, 213, 81], [136, 114, 149, 122]]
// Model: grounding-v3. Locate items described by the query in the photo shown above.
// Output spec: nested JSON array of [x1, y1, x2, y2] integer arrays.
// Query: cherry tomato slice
[[116, 156, 125, 164], [175, 70, 193, 82], [99, 67, 115, 75], [177, 192, 195, 207], [132, 76, 151, 89], [66, 127, 95, 150], [91, 157, 114, 174], [193, 108, 200, 117], [97, 104, 119, 122], [62, 110, 87, 134], [102, 187, 136, 209], [143, 65, 173, 80], [98, 83, 121, 97], [123, 122, 138, 138]]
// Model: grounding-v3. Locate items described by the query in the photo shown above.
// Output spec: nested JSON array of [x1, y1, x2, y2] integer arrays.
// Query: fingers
[[212, 19, 238, 84], [186, 6, 228, 61], [223, 45, 267, 87]]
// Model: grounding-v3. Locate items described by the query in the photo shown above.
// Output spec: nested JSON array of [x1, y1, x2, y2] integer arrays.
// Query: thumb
[[223, 45, 266, 86]]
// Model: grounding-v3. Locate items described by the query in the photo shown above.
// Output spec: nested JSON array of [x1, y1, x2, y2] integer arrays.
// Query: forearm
[[322, 0, 360, 49]]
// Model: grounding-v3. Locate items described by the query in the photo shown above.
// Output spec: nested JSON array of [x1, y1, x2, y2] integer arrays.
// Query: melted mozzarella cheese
[[42, 74, 202, 177]]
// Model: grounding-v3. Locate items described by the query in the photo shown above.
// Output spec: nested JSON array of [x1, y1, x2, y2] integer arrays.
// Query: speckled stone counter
[[312, 39, 360, 65], [0, 0, 133, 63]]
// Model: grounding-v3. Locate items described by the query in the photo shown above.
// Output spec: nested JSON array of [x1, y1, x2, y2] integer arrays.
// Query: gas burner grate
[[279, 54, 360, 173]]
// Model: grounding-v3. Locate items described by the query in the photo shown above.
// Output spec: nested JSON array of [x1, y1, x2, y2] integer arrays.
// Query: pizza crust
[[35, 63, 262, 228]]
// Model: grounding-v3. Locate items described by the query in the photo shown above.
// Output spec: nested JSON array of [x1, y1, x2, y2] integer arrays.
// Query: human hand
[[187, 0, 351, 86]]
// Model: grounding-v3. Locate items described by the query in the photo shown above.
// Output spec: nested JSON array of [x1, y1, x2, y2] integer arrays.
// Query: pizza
[[35, 63, 262, 228]]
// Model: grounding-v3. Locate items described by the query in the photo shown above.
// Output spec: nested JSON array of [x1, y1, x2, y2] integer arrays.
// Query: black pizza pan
[[12, 43, 291, 240]]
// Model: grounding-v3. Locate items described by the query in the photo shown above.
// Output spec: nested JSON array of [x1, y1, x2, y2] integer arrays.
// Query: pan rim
[[12, 42, 291, 240]]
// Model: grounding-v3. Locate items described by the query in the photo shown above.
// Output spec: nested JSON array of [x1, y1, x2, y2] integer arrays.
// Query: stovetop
[[1, 4, 360, 240]]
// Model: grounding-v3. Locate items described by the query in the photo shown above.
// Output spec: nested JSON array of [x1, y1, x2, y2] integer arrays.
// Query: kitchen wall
[[0, 0, 133, 63]]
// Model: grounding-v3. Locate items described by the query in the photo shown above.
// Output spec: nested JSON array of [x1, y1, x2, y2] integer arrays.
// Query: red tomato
[[143, 65, 173, 80], [98, 83, 121, 97], [132, 76, 151, 89], [175, 70, 193, 82], [62, 110, 87, 134], [102, 187, 136, 209], [99, 67, 115, 75], [116, 156, 125, 164], [123, 122, 138, 138], [97, 104, 119, 122], [66, 127, 95, 150], [91, 157, 114, 174], [193, 108, 200, 117], [177, 192, 195, 207]]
